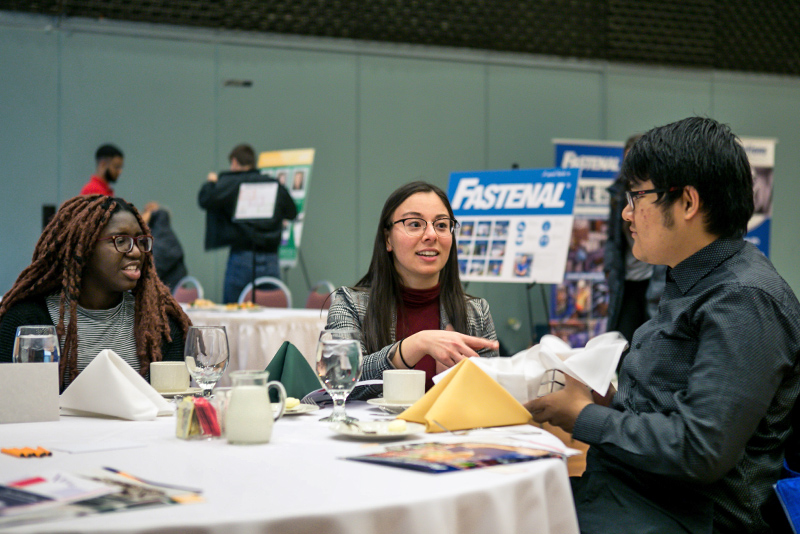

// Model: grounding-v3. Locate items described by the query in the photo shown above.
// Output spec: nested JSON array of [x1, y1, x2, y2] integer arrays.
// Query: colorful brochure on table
[[0, 468, 202, 527], [346, 441, 560, 474]]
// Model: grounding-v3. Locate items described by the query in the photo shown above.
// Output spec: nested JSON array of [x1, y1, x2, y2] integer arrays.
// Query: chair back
[[305, 280, 335, 310], [173, 276, 204, 303], [238, 276, 293, 308]]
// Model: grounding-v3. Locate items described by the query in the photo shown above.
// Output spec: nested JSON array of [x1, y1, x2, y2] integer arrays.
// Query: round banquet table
[[0, 402, 579, 534], [184, 307, 327, 386]]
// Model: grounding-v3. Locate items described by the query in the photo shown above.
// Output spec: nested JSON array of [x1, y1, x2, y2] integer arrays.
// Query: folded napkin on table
[[398, 358, 532, 433], [432, 332, 628, 403], [266, 341, 321, 401], [60, 349, 173, 421]]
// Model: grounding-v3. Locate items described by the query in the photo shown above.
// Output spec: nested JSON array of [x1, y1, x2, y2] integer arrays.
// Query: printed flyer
[[257, 148, 315, 269], [447, 168, 580, 285]]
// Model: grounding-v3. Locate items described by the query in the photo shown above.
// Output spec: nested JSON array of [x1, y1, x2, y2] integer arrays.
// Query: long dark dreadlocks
[[0, 195, 191, 386]]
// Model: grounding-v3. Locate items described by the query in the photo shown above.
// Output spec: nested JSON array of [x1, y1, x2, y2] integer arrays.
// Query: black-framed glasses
[[388, 217, 459, 237], [625, 187, 680, 210], [96, 235, 154, 253]]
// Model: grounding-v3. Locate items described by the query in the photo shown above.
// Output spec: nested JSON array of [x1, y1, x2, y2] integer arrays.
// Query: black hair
[[95, 144, 124, 162], [621, 116, 754, 239]]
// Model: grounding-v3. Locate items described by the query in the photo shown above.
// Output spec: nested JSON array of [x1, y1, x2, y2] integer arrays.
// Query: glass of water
[[13, 325, 60, 363], [184, 326, 230, 397], [316, 329, 363, 423]]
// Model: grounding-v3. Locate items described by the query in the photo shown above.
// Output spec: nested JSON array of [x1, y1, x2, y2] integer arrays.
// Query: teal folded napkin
[[265, 341, 321, 402]]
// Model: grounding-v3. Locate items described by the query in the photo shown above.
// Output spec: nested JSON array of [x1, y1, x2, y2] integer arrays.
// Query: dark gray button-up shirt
[[574, 238, 800, 533]]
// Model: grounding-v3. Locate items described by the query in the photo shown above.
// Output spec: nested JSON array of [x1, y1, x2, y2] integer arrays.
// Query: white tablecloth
[[185, 307, 327, 386], [0, 403, 579, 534]]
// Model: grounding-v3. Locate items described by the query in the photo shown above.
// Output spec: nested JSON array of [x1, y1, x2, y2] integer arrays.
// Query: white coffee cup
[[150, 361, 190, 393], [383, 369, 425, 404]]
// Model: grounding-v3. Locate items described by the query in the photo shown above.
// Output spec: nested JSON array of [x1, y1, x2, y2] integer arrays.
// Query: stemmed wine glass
[[13, 325, 60, 363], [184, 326, 230, 397], [316, 329, 363, 423]]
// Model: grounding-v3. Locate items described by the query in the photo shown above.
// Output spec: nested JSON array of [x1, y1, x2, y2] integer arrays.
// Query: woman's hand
[[396, 327, 499, 369]]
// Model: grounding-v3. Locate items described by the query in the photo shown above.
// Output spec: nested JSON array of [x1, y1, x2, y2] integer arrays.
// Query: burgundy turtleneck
[[396, 283, 441, 390]]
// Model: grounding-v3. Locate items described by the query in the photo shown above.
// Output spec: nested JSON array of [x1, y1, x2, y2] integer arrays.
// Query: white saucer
[[366, 398, 413, 414], [160, 387, 203, 398], [329, 421, 426, 441], [277, 403, 320, 416]]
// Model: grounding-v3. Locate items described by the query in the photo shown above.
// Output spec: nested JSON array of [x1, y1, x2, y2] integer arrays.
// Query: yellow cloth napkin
[[397, 358, 532, 432]]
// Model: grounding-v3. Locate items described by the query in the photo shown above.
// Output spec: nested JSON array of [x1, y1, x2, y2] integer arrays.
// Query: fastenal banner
[[447, 168, 580, 284], [551, 139, 624, 347], [740, 137, 776, 258], [257, 148, 315, 269]]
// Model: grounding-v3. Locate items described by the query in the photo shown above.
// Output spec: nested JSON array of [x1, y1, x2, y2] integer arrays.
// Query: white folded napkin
[[432, 332, 628, 403], [60, 349, 173, 421]]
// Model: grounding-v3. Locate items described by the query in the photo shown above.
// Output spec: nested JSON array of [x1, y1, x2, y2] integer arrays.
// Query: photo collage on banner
[[552, 140, 623, 348], [257, 148, 315, 269], [447, 168, 579, 285]]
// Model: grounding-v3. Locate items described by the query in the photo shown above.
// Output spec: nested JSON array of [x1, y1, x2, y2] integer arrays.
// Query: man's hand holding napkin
[[60, 349, 173, 421], [432, 331, 628, 403]]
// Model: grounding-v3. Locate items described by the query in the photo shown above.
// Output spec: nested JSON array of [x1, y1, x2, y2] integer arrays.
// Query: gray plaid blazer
[[327, 286, 499, 399]]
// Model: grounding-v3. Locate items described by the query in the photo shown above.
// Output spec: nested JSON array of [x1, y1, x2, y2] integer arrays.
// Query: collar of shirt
[[668, 238, 746, 295]]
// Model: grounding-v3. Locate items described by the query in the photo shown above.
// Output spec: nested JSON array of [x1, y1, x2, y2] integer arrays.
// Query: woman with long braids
[[327, 181, 499, 400], [0, 195, 191, 391]]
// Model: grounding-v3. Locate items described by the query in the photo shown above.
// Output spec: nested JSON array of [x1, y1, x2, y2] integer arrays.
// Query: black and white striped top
[[46, 292, 138, 387]]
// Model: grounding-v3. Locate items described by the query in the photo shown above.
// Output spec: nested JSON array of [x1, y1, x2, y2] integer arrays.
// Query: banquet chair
[[172, 276, 204, 304], [238, 277, 293, 308], [305, 280, 335, 310]]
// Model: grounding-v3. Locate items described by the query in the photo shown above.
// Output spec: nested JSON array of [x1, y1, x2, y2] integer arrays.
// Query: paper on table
[[49, 440, 147, 454], [59, 350, 173, 421], [432, 332, 628, 402], [398, 358, 532, 433]]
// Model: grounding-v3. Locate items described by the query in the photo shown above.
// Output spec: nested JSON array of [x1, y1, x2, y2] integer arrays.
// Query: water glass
[[184, 326, 230, 397], [13, 325, 60, 364], [316, 329, 363, 423]]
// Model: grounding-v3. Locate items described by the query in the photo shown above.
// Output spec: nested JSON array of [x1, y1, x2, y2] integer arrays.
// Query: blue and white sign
[[448, 168, 580, 284]]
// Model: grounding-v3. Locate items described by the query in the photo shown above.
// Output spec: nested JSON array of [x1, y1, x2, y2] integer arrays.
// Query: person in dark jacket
[[604, 134, 665, 358], [142, 202, 188, 291], [198, 144, 298, 303]]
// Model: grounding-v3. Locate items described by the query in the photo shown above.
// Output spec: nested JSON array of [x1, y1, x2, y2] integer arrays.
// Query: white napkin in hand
[[432, 331, 628, 403], [536, 332, 628, 396], [60, 349, 173, 421]]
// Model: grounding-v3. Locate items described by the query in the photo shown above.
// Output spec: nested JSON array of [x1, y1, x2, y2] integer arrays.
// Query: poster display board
[[257, 148, 315, 269], [550, 140, 623, 347], [447, 168, 580, 284], [740, 137, 776, 257]]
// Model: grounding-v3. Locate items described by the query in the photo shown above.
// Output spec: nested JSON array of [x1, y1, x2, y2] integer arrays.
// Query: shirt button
[[636, 342, 642, 349]]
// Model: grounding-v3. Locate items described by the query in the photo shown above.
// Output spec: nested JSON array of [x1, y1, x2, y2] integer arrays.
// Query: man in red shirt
[[80, 144, 124, 196]]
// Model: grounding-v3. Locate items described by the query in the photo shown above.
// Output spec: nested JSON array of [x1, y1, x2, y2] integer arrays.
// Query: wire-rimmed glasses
[[625, 187, 680, 210], [388, 217, 459, 237], [96, 235, 154, 253]]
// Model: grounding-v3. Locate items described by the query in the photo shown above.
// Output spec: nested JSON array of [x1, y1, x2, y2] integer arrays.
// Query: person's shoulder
[[1, 297, 50, 324], [465, 295, 491, 314], [332, 286, 369, 307]]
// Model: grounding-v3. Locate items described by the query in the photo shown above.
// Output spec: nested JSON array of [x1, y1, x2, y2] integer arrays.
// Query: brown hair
[[0, 195, 191, 387], [228, 144, 256, 169], [355, 181, 469, 353]]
